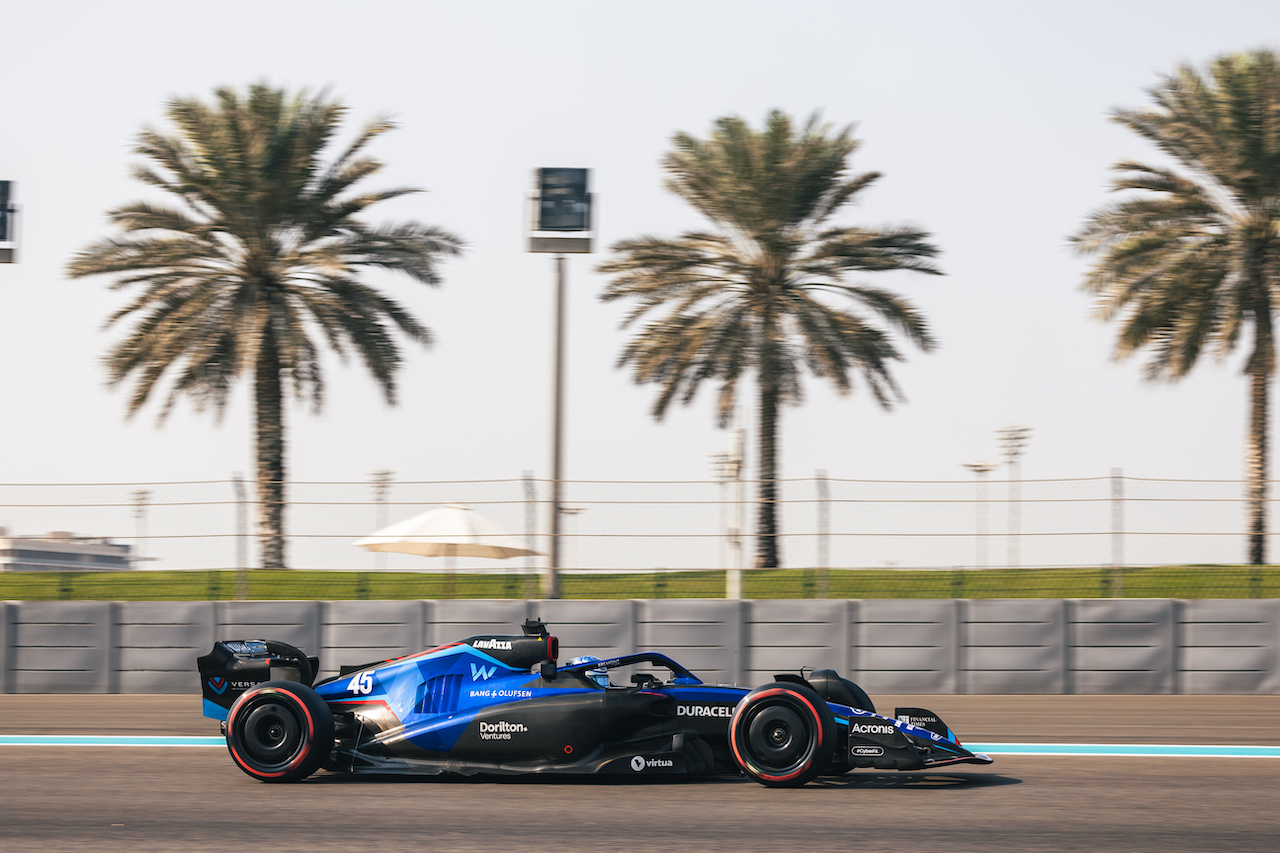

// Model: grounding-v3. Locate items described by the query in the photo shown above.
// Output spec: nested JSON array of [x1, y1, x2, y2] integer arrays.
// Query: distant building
[[0, 529, 133, 571]]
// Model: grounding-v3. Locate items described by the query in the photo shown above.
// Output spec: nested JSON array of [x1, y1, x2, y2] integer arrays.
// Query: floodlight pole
[[548, 254, 567, 599], [527, 168, 593, 600], [964, 463, 998, 569], [0, 181, 17, 264], [995, 426, 1032, 568]]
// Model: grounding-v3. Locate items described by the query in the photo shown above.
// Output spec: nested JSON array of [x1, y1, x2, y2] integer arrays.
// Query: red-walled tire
[[729, 682, 835, 787], [225, 681, 334, 783]]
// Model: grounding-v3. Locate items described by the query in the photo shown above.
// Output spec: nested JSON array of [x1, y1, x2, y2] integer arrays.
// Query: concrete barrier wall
[[1, 599, 1277, 695]]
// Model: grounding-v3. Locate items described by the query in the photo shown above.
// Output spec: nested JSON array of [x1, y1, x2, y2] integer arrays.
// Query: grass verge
[[0, 565, 1275, 600]]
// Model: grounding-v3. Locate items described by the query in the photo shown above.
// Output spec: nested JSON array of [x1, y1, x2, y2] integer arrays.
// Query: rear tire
[[226, 681, 334, 783], [729, 682, 835, 787]]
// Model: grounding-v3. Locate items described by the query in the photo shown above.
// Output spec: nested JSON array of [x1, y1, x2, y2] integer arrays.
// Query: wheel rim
[[745, 704, 811, 772], [240, 700, 303, 768]]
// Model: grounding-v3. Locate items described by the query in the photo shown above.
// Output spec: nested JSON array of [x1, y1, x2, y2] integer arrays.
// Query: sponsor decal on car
[[676, 704, 733, 718], [479, 720, 528, 740], [849, 722, 898, 736], [472, 639, 513, 651], [470, 663, 497, 681], [223, 641, 268, 655], [468, 688, 534, 699], [852, 746, 884, 756], [630, 755, 674, 771], [209, 678, 260, 693]]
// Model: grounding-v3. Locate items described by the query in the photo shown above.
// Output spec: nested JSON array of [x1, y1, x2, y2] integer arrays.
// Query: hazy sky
[[4, 1, 1280, 510]]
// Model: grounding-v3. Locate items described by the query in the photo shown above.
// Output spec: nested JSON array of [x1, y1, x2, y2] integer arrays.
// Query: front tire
[[226, 681, 334, 783], [729, 682, 835, 787]]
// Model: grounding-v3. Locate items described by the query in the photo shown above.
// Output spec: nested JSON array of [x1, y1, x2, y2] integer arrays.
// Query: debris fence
[[1, 474, 1277, 599]]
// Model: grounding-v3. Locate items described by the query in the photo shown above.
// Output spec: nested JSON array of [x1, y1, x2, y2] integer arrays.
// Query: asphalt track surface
[[3, 695, 1279, 852]]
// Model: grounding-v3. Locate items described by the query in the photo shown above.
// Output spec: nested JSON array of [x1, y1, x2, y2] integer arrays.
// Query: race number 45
[[347, 672, 375, 695]]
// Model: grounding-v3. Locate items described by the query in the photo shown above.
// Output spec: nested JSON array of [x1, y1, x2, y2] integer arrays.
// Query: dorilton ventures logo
[[472, 639, 513, 651], [479, 720, 527, 740]]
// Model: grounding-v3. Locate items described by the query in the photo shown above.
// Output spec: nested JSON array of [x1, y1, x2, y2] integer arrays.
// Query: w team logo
[[470, 663, 497, 681]]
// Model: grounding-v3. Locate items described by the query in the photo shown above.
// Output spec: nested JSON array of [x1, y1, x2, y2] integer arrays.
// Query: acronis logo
[[470, 663, 497, 681]]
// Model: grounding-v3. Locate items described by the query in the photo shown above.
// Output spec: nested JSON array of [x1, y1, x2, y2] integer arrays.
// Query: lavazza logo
[[479, 720, 527, 740], [472, 639, 513, 651], [849, 722, 898, 736], [631, 755, 674, 771], [677, 704, 733, 719]]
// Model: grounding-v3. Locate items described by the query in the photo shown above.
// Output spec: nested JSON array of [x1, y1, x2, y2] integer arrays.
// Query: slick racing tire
[[729, 682, 835, 787], [226, 681, 334, 783]]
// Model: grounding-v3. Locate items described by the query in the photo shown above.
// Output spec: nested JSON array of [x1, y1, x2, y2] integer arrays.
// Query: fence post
[[1111, 468, 1124, 598], [371, 470, 393, 572], [233, 474, 248, 600], [726, 429, 745, 600], [523, 472, 538, 599], [817, 470, 829, 599]]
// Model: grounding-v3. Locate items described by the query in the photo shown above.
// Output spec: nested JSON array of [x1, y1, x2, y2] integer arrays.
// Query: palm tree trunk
[[754, 372, 781, 569], [255, 340, 287, 569], [1247, 319, 1273, 566]]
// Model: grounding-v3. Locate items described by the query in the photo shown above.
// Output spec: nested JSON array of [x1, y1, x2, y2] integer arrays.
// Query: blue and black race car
[[198, 618, 991, 787]]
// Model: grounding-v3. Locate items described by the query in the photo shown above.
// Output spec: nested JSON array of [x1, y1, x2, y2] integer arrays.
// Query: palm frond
[[1073, 49, 1280, 383], [599, 109, 941, 428], [70, 83, 464, 425]]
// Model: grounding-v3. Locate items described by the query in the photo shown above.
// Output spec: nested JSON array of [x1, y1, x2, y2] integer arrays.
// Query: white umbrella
[[353, 503, 542, 561]]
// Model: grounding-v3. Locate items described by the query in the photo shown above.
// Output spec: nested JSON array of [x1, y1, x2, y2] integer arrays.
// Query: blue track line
[[0, 735, 225, 747], [1, 736, 1279, 757], [965, 742, 1280, 758]]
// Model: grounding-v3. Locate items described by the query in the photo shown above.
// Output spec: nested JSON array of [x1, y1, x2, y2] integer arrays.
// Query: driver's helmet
[[567, 655, 609, 687]]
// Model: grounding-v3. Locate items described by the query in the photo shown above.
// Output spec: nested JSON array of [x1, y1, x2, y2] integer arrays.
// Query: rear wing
[[197, 640, 320, 721]]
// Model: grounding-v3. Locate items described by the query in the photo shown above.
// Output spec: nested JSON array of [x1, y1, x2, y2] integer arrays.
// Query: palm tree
[[1072, 50, 1280, 565], [68, 85, 463, 568], [599, 111, 943, 568]]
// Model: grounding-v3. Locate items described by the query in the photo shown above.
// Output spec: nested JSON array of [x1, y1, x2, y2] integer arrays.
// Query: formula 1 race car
[[198, 618, 991, 787]]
